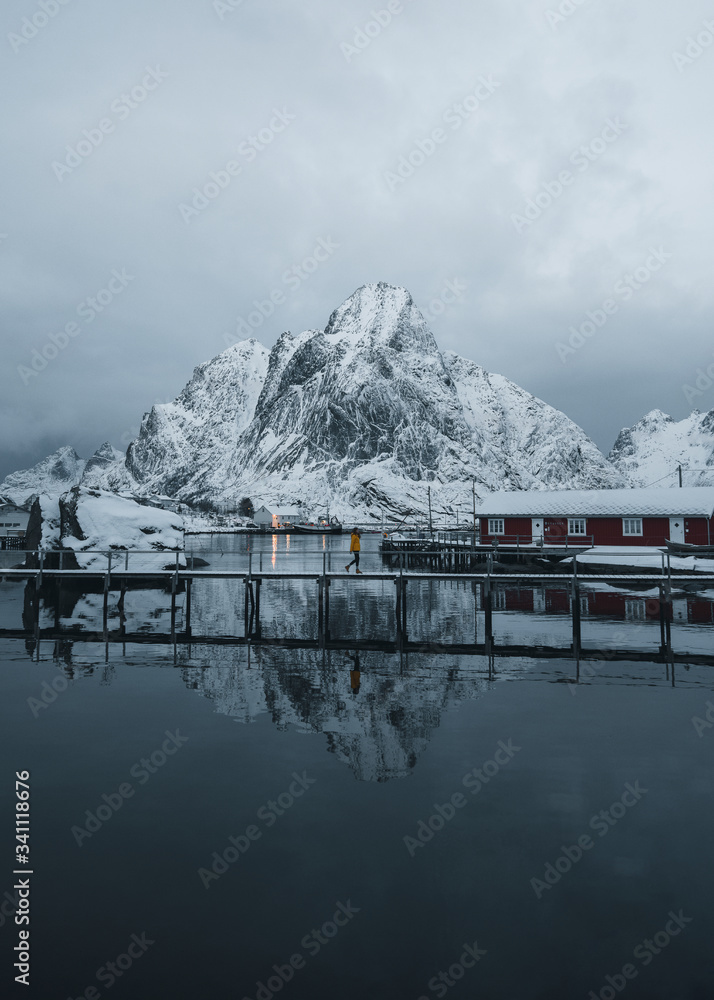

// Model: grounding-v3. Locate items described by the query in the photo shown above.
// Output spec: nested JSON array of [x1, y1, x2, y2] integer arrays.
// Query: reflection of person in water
[[348, 651, 361, 695]]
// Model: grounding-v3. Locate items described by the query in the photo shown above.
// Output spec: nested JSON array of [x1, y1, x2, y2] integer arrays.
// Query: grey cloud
[[1, 0, 713, 477]]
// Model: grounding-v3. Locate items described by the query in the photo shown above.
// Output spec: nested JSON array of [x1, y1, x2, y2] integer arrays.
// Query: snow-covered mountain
[[0, 446, 86, 504], [608, 409, 714, 487], [81, 442, 125, 487], [4, 283, 635, 516], [93, 283, 625, 516], [0, 443, 125, 504]]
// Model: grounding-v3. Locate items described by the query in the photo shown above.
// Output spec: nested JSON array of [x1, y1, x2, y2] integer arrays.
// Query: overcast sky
[[2, 0, 713, 479]]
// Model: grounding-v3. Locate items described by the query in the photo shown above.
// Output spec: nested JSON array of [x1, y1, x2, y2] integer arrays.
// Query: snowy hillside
[[608, 409, 714, 487], [94, 283, 625, 517]]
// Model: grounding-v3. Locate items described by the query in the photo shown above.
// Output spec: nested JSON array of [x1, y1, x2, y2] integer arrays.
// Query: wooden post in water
[[243, 579, 250, 639], [318, 553, 326, 645], [185, 578, 192, 637], [472, 579, 478, 647], [170, 573, 177, 647], [395, 572, 403, 650], [103, 555, 111, 645], [32, 575, 41, 659], [664, 553, 673, 660], [401, 575, 408, 644], [571, 558, 581, 663], [484, 556, 493, 655], [254, 579, 261, 638]]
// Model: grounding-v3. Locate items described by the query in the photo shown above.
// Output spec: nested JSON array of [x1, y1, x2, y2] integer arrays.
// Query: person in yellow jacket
[[345, 528, 362, 573]]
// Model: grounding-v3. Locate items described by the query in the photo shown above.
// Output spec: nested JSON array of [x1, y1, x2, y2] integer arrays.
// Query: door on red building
[[668, 517, 685, 544]]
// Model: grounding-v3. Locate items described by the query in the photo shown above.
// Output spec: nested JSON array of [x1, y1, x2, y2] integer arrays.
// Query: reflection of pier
[[4, 558, 714, 667], [4, 629, 713, 670]]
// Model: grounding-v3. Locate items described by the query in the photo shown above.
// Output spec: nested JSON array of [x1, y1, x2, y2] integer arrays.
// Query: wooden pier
[[3, 549, 714, 666], [381, 535, 596, 571]]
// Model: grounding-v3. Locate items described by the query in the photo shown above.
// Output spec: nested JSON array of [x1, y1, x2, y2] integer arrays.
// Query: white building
[[0, 503, 30, 538], [252, 505, 304, 528]]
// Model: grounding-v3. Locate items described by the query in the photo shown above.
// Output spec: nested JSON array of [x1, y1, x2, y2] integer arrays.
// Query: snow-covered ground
[[563, 546, 714, 574]]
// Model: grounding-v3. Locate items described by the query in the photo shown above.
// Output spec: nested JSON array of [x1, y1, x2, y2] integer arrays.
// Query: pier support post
[[318, 576, 324, 645], [170, 573, 177, 646], [185, 577, 192, 639], [664, 582, 673, 662], [472, 579, 478, 648], [483, 581, 493, 656], [401, 576, 408, 645], [244, 578, 250, 639], [395, 574, 403, 650], [103, 571, 110, 644], [32, 576, 41, 659], [571, 583, 581, 662]]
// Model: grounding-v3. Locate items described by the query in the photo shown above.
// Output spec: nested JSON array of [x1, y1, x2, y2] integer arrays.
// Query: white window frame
[[622, 518, 643, 536], [568, 518, 587, 536], [488, 518, 505, 535]]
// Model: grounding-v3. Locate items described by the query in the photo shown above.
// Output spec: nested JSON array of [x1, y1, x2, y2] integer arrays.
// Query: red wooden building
[[478, 487, 714, 547]]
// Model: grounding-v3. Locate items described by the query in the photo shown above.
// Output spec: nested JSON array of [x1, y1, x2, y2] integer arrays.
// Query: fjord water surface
[[1, 533, 713, 999]]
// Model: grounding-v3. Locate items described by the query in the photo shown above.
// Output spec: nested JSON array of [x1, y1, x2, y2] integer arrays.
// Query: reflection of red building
[[497, 587, 714, 621], [479, 487, 714, 547], [688, 600, 714, 624]]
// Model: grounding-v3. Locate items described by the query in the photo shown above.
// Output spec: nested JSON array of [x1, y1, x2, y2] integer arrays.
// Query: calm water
[[1, 534, 713, 999]]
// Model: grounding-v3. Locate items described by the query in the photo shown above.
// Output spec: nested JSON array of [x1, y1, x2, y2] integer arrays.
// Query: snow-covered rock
[[25, 494, 63, 552], [27, 487, 185, 571], [94, 283, 625, 516], [0, 446, 86, 504], [60, 488, 185, 570], [608, 409, 714, 487]]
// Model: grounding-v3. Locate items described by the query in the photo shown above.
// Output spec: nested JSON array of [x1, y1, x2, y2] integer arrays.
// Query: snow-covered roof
[[478, 487, 714, 518]]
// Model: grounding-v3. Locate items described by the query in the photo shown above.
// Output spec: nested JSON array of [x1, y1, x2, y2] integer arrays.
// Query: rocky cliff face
[[95, 283, 625, 516], [608, 409, 714, 487]]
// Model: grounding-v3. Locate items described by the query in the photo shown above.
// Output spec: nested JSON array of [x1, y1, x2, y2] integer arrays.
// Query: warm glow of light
[[272, 532, 277, 568], [286, 534, 291, 552]]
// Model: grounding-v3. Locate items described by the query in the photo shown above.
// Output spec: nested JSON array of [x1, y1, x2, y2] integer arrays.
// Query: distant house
[[251, 505, 304, 528], [0, 503, 30, 539], [252, 505, 274, 526], [477, 487, 714, 547], [144, 495, 183, 513]]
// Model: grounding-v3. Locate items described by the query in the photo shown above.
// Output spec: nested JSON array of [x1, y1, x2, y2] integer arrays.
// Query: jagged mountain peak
[[609, 409, 714, 486], [0, 445, 86, 503], [637, 409, 674, 426], [324, 282, 436, 357]]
